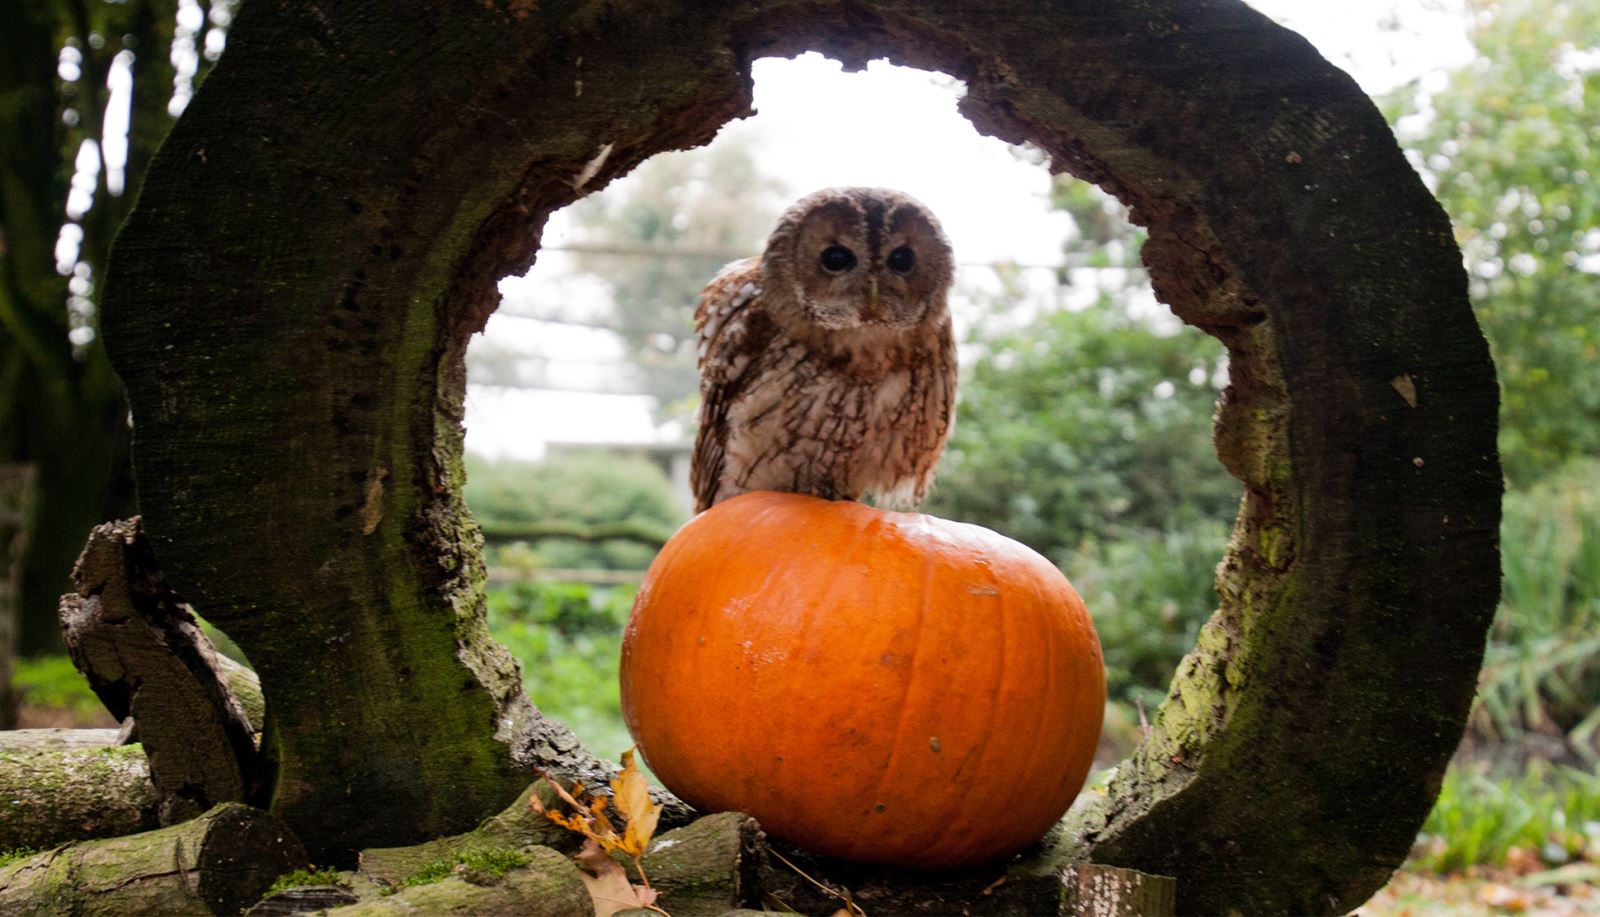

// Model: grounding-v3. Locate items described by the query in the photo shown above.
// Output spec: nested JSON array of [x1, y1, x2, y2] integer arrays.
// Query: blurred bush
[[466, 453, 685, 570], [1476, 458, 1600, 756], [487, 580, 636, 762]]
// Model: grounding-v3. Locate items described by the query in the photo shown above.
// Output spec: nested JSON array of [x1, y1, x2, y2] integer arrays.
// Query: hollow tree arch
[[102, 1, 1501, 911]]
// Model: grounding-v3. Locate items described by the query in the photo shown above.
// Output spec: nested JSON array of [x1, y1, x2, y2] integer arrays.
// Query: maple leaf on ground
[[575, 838, 660, 917], [532, 748, 667, 915]]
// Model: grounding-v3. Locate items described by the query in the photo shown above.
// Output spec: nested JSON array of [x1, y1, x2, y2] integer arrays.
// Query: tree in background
[[924, 178, 1238, 708], [1390, 0, 1599, 486], [566, 137, 788, 419], [1387, 0, 1600, 755], [465, 453, 685, 571], [1, 2, 223, 714]]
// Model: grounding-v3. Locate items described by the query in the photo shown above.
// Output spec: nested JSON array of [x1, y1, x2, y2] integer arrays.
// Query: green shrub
[[488, 581, 635, 762], [1064, 525, 1230, 708], [1414, 762, 1600, 873], [1478, 458, 1600, 749], [465, 453, 685, 571], [11, 655, 105, 724]]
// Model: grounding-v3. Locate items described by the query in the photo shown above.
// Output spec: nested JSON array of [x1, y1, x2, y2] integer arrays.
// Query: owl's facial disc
[[785, 195, 951, 332]]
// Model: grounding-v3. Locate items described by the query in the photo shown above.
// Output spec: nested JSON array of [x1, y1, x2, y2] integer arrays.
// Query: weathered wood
[[1062, 864, 1176, 917], [330, 845, 589, 916], [638, 812, 764, 914], [0, 463, 35, 728], [60, 518, 260, 824], [357, 781, 579, 886], [245, 885, 360, 915], [0, 727, 124, 752], [0, 744, 160, 851], [102, 0, 1500, 908], [0, 802, 305, 916]]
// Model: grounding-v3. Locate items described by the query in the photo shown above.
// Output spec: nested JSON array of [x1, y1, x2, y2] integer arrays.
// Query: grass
[[1413, 761, 1600, 874], [0, 847, 39, 868]]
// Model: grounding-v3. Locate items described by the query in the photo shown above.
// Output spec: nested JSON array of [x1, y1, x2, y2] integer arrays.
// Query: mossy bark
[[356, 781, 580, 887], [0, 743, 159, 851], [102, 1, 1499, 910], [330, 845, 589, 917], [0, 802, 305, 916]]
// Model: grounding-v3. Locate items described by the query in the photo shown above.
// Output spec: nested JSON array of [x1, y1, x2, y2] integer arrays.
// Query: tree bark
[[0, 743, 159, 851], [102, 0, 1500, 910], [0, 1, 174, 659], [60, 518, 261, 823], [0, 803, 305, 916], [0, 463, 34, 727], [1062, 865, 1176, 917], [0, 727, 125, 752], [356, 781, 581, 887], [330, 845, 589, 917]]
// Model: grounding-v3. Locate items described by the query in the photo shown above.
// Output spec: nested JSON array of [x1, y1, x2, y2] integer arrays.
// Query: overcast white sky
[[465, 1, 1475, 461]]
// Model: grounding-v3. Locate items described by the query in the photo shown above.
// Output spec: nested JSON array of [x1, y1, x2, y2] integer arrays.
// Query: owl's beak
[[865, 277, 881, 320]]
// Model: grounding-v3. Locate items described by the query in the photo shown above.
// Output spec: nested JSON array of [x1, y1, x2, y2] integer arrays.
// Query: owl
[[690, 187, 958, 514]]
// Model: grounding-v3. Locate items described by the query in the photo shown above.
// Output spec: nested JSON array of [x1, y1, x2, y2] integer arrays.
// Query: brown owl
[[691, 187, 958, 514]]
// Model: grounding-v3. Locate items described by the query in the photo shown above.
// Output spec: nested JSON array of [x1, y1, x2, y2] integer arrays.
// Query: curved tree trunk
[[101, 1, 1500, 910]]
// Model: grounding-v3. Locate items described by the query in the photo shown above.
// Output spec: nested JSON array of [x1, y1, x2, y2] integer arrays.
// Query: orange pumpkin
[[620, 491, 1105, 869]]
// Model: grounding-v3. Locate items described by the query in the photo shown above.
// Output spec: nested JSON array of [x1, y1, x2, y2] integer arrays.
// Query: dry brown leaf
[[574, 838, 660, 917], [531, 751, 667, 915], [612, 748, 662, 858]]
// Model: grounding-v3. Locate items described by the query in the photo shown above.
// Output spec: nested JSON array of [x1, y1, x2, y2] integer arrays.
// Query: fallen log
[[357, 780, 578, 886], [60, 518, 261, 823], [0, 727, 124, 752], [328, 845, 589, 916], [0, 743, 159, 851], [0, 802, 305, 916]]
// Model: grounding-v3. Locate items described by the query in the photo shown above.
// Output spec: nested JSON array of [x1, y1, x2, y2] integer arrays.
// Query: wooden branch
[[1063, 864, 1176, 916], [0, 463, 35, 729], [329, 846, 589, 916], [59, 517, 261, 824], [357, 781, 579, 886], [0, 727, 124, 752], [0, 744, 159, 851], [0, 803, 305, 915]]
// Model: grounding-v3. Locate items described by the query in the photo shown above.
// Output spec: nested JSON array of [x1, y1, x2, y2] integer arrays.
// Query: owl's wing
[[690, 257, 766, 513]]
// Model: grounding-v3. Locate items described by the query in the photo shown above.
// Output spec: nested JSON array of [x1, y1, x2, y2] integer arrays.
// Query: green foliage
[[0, 847, 39, 868], [11, 655, 104, 723], [466, 453, 684, 571], [1476, 458, 1600, 749], [400, 848, 531, 888], [925, 296, 1239, 560], [1415, 762, 1600, 873], [1389, 0, 1600, 485], [265, 867, 349, 897], [487, 581, 635, 762], [1064, 525, 1232, 707], [567, 138, 789, 418]]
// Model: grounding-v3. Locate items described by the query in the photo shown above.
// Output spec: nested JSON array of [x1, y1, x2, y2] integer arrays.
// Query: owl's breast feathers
[[691, 259, 957, 513]]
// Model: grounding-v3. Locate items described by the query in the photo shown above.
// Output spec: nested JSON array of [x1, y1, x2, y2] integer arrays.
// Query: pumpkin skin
[[620, 491, 1105, 869]]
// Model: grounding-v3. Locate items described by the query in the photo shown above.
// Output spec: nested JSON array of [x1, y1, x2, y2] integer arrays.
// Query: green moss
[[0, 847, 40, 868], [265, 866, 350, 897], [398, 847, 532, 888]]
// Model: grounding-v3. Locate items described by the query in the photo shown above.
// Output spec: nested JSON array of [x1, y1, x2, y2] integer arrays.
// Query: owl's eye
[[819, 245, 857, 273], [886, 246, 916, 273]]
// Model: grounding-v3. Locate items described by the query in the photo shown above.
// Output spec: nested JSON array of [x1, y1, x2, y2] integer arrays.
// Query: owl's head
[[761, 187, 954, 336]]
